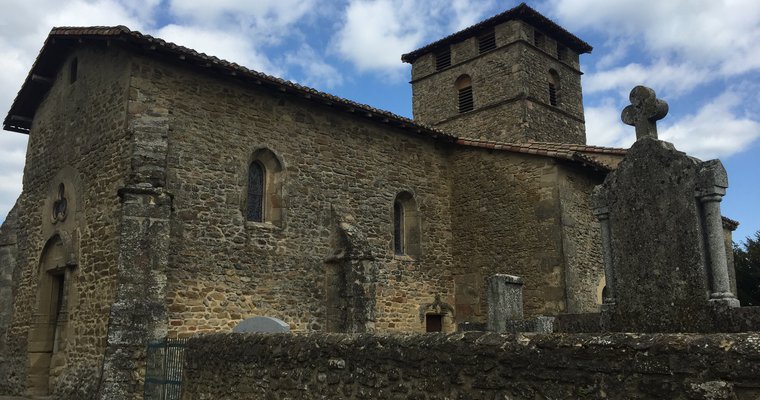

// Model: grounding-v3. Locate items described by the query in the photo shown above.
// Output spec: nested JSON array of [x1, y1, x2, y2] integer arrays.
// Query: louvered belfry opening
[[458, 87, 474, 113], [435, 48, 451, 71], [455, 74, 473, 113], [478, 30, 496, 53], [548, 69, 560, 106]]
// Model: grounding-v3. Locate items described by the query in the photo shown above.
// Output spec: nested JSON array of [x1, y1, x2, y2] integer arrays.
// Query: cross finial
[[621, 85, 669, 140]]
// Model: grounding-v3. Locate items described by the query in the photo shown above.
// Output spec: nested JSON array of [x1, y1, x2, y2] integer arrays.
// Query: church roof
[[401, 3, 593, 64], [3, 26, 456, 142], [5, 25, 610, 174], [456, 138, 622, 171]]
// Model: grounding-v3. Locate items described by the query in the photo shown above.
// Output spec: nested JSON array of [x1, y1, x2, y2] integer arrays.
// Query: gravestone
[[593, 86, 740, 332], [486, 274, 524, 332], [232, 316, 290, 333]]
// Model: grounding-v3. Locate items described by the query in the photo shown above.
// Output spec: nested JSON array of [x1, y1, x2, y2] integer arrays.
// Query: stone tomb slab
[[232, 316, 290, 333]]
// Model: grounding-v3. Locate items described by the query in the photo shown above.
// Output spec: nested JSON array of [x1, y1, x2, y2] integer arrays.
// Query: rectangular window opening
[[478, 30, 496, 53], [435, 48, 451, 71], [534, 31, 545, 49], [426, 314, 443, 332], [557, 44, 567, 61]]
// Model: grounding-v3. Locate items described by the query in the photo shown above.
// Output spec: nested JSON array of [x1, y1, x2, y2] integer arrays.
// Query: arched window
[[455, 75, 473, 113], [548, 69, 560, 106], [393, 192, 420, 258], [247, 162, 264, 222], [245, 148, 284, 226]]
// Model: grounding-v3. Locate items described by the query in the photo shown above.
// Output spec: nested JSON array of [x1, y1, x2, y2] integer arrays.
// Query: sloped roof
[[456, 138, 624, 171], [401, 3, 593, 64], [6, 25, 613, 175], [3, 26, 456, 142]]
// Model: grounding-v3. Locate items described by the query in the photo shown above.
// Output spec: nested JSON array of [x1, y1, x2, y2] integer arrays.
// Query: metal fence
[[144, 338, 188, 400]]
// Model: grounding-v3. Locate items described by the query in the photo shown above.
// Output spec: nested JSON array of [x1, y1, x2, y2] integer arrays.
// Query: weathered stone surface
[[181, 332, 760, 399], [0, 203, 19, 395], [594, 136, 746, 332], [410, 19, 586, 144], [232, 316, 290, 333], [2, 46, 133, 398], [486, 274, 523, 332]]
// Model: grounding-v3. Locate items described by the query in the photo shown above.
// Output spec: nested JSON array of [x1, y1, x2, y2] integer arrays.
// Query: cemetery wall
[[182, 331, 760, 400]]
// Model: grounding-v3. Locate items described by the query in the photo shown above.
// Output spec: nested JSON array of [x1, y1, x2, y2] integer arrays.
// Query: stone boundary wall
[[182, 332, 760, 399]]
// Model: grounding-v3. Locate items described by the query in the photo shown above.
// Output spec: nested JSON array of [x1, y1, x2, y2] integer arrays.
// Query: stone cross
[[621, 85, 669, 140]]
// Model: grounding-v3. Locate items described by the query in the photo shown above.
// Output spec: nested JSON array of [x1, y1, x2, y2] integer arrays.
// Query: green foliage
[[734, 230, 760, 306]]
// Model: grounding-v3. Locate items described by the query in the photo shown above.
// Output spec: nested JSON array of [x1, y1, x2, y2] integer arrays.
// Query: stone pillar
[[487, 274, 523, 333], [591, 187, 614, 306], [697, 160, 739, 308]]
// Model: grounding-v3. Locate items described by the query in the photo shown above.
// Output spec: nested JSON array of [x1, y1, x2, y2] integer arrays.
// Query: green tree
[[735, 230, 760, 306]]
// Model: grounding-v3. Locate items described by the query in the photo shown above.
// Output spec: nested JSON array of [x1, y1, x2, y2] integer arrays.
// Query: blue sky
[[0, 0, 758, 242]]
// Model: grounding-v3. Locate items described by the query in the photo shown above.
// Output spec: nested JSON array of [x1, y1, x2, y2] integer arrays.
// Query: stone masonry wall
[[126, 55, 458, 336], [449, 149, 567, 320], [2, 45, 132, 397], [558, 164, 606, 313], [0, 203, 19, 394], [182, 332, 760, 400]]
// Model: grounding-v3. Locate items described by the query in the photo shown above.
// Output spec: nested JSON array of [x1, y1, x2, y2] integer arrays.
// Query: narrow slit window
[[548, 70, 560, 107], [247, 162, 264, 222], [478, 30, 496, 53], [393, 200, 404, 255], [69, 58, 78, 84], [435, 48, 451, 71]]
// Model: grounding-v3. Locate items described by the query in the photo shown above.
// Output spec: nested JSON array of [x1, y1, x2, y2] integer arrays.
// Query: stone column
[[591, 186, 614, 305], [697, 160, 739, 307], [487, 274, 523, 333]]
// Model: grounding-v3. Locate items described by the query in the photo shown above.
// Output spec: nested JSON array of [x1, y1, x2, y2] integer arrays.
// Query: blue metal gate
[[144, 338, 187, 400]]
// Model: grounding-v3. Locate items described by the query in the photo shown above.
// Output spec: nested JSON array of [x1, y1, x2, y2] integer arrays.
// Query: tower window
[[548, 69, 560, 106], [534, 31, 545, 49], [69, 57, 78, 83], [393, 191, 420, 258], [557, 44, 568, 61], [435, 48, 451, 71], [478, 30, 496, 53], [455, 75, 473, 113]]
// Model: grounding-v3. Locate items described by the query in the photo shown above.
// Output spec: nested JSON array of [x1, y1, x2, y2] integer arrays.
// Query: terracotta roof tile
[[455, 137, 620, 171]]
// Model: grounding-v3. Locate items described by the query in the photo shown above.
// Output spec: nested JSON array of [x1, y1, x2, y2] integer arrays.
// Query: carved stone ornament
[[621, 85, 669, 140]]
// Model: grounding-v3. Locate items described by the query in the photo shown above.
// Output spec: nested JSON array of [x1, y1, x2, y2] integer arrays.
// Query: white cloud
[[333, 0, 427, 73], [584, 61, 710, 97], [284, 45, 344, 89], [154, 25, 280, 75], [584, 99, 635, 148], [167, 0, 317, 46], [549, 0, 760, 78], [332, 0, 498, 73], [660, 90, 760, 160], [585, 89, 760, 160]]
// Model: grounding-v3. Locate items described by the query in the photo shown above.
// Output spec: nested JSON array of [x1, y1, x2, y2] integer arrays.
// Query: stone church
[[0, 3, 739, 398]]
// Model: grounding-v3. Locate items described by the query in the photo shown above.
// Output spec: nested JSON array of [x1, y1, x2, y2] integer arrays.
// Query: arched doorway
[[26, 234, 75, 396]]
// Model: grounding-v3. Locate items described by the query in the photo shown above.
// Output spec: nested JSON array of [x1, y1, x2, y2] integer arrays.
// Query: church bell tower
[[402, 3, 592, 144]]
